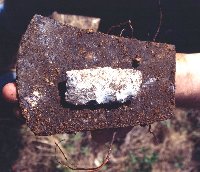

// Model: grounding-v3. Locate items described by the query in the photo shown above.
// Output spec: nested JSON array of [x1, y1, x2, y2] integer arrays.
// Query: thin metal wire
[[55, 132, 116, 171], [153, 0, 162, 41], [107, 20, 134, 38]]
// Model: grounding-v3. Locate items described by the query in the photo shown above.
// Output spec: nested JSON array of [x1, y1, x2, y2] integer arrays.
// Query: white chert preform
[[65, 67, 143, 105]]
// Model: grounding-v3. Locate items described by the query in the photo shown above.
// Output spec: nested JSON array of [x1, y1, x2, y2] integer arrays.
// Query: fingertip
[[2, 83, 18, 102]]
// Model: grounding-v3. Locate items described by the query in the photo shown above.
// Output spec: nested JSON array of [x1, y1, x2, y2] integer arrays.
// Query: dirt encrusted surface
[[17, 15, 175, 135], [1, 107, 200, 172]]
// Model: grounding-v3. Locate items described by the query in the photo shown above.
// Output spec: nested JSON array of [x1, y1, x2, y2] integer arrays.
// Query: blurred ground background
[[0, 0, 200, 171], [2, 107, 200, 172]]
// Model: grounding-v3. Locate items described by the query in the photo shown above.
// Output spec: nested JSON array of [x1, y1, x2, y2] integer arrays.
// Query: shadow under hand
[[91, 127, 133, 145]]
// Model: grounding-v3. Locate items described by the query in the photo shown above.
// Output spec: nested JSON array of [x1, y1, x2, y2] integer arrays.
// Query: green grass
[[127, 147, 159, 172]]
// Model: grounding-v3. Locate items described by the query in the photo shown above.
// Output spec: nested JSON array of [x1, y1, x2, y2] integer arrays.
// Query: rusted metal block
[[17, 15, 175, 136]]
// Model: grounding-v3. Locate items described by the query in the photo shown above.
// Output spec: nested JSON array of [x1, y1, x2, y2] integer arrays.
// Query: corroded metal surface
[[17, 15, 175, 136]]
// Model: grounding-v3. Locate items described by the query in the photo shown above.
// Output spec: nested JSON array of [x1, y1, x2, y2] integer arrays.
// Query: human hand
[[0, 71, 17, 102], [2, 53, 200, 143], [1, 72, 21, 120], [2, 83, 17, 102], [175, 53, 200, 108]]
